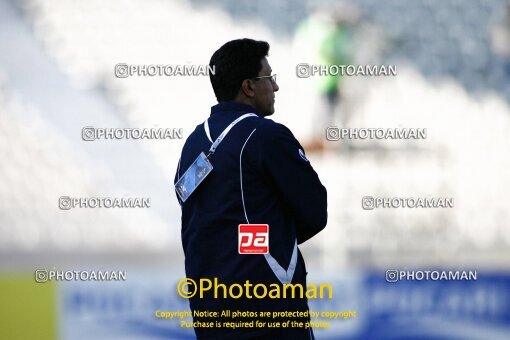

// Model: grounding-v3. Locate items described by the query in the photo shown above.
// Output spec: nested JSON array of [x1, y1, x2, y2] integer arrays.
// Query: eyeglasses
[[252, 74, 277, 84]]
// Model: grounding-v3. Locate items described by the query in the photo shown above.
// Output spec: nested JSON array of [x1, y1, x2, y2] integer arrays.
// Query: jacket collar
[[210, 101, 262, 116]]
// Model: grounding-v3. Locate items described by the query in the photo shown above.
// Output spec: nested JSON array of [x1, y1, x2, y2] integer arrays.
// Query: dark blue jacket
[[174, 101, 327, 339]]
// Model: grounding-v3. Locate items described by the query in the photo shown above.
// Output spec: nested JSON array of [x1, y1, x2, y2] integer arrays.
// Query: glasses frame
[[251, 74, 277, 84]]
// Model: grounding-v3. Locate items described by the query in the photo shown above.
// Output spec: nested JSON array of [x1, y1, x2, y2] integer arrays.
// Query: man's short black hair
[[209, 38, 270, 102]]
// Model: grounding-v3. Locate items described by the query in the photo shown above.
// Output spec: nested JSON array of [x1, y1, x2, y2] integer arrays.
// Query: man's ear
[[240, 79, 255, 98]]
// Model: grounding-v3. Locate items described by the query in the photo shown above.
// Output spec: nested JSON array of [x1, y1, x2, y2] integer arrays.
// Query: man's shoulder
[[179, 121, 208, 153], [250, 116, 294, 140], [182, 115, 295, 148]]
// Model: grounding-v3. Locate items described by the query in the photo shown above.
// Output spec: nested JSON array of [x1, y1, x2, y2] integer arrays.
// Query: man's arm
[[256, 122, 328, 244]]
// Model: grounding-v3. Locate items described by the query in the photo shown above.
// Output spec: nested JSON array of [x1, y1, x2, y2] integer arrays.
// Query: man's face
[[251, 57, 279, 116]]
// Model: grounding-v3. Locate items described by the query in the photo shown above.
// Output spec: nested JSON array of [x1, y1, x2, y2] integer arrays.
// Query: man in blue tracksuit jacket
[[174, 39, 327, 339]]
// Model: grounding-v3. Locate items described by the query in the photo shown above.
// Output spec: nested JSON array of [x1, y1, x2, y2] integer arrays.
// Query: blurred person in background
[[174, 38, 327, 339], [295, 3, 360, 153]]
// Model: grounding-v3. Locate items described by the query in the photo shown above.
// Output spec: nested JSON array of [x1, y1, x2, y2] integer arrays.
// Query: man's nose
[[272, 81, 279, 92]]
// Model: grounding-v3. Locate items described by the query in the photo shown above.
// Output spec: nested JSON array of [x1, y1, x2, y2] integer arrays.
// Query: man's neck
[[232, 95, 255, 108]]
